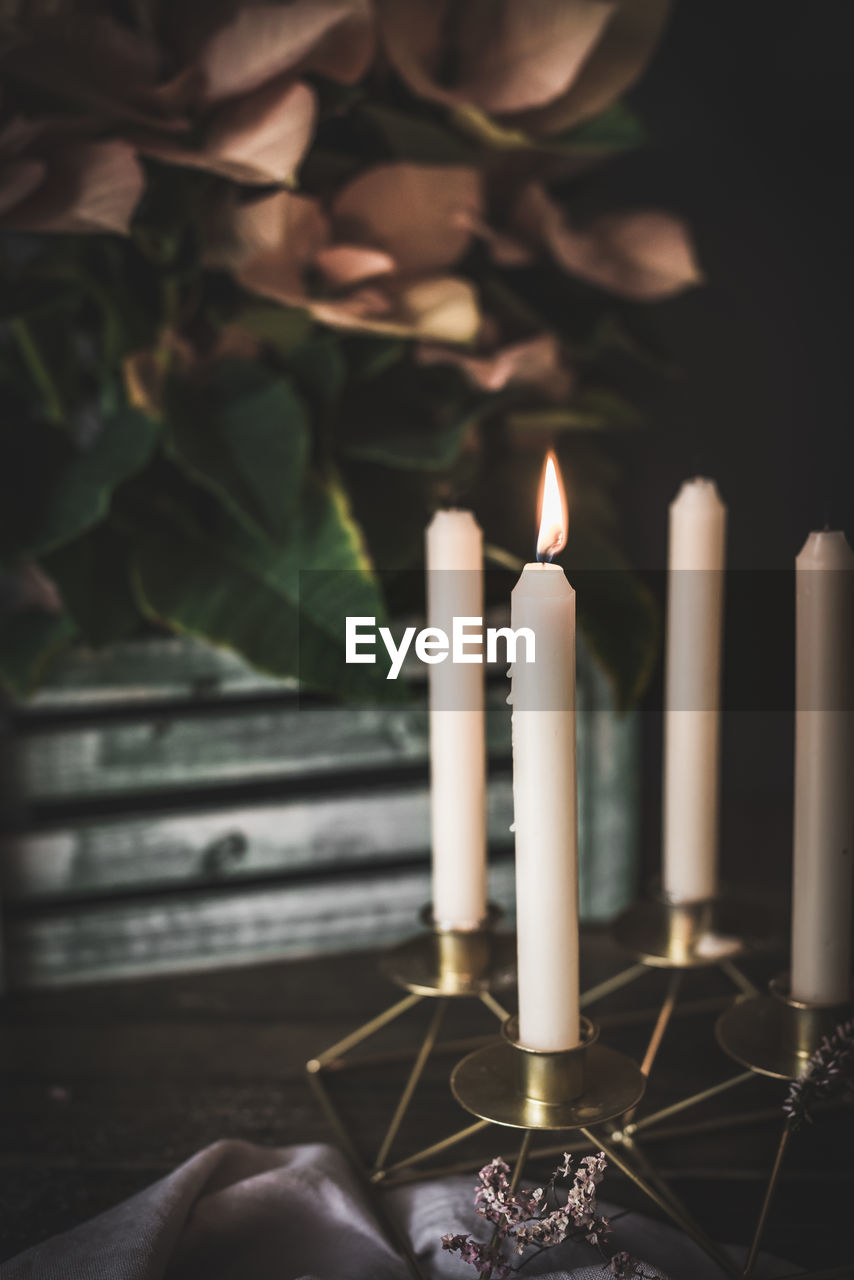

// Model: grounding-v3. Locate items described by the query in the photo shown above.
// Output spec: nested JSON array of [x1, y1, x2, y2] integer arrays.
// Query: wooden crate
[[0, 635, 638, 987]]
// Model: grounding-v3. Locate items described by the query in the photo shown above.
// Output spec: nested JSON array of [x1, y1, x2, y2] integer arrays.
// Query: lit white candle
[[791, 530, 854, 1005], [511, 454, 579, 1051], [426, 510, 487, 930], [662, 478, 727, 903]]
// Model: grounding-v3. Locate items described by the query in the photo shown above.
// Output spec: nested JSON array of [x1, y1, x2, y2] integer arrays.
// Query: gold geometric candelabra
[[368, 889, 778, 1184], [353, 891, 779, 1280], [444, 1012, 742, 1278], [357, 894, 759, 1188], [306, 892, 848, 1280]]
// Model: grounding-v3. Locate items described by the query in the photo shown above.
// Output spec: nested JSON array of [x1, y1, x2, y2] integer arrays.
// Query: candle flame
[[536, 452, 567, 561]]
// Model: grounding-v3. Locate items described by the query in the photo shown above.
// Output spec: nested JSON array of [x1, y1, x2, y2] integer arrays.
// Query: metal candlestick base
[[451, 1016, 645, 1130], [613, 893, 778, 969], [433, 1015, 737, 1279], [305, 905, 515, 1280], [380, 905, 516, 997], [713, 974, 854, 1276], [716, 973, 854, 1080]]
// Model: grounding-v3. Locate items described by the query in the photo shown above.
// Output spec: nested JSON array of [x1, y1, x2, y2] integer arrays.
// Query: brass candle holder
[[379, 904, 515, 1003], [441, 1014, 740, 1278], [714, 974, 854, 1276], [450, 1015, 644, 1131], [716, 973, 854, 1081], [367, 1010, 738, 1277], [613, 891, 775, 971]]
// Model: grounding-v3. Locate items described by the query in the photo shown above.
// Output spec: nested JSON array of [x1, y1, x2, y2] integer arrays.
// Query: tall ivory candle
[[791, 530, 854, 1005], [662, 478, 727, 903], [426, 510, 487, 930], [511, 455, 579, 1051]]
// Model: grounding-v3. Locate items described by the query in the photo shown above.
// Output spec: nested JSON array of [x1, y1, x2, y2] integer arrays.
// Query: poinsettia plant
[[0, 0, 699, 704]]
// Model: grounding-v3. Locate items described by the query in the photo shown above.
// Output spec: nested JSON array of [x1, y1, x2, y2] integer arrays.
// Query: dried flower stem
[[442, 1151, 649, 1278], [783, 1019, 854, 1130]]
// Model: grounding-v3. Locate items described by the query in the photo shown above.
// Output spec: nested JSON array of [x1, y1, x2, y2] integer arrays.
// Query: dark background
[[611, 0, 854, 890], [2, 7, 853, 1266]]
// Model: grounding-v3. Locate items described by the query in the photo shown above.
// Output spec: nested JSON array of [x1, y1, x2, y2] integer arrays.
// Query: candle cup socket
[[613, 888, 779, 969], [451, 1018, 645, 1132], [429, 903, 501, 991], [501, 1016, 596, 1106], [380, 904, 515, 998], [434, 928, 490, 987], [716, 972, 854, 1081], [665, 899, 714, 964], [771, 974, 854, 1058]]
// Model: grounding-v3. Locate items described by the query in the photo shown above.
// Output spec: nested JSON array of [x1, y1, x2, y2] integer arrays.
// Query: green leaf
[[0, 609, 77, 698], [444, 101, 646, 157], [589, 312, 680, 377], [0, 279, 80, 322], [448, 104, 533, 151], [165, 361, 310, 544], [315, 80, 367, 117], [286, 336, 346, 420], [551, 102, 648, 153], [230, 304, 314, 356], [344, 460, 434, 572], [342, 365, 476, 472], [345, 412, 472, 471], [480, 275, 548, 334], [358, 104, 479, 163], [8, 317, 67, 426], [0, 406, 159, 560], [129, 468, 391, 697], [44, 523, 141, 647], [346, 338, 406, 383], [506, 388, 644, 433]]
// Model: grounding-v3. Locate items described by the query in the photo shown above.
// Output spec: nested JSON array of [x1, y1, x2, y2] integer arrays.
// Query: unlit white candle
[[791, 530, 854, 1005], [511, 561, 579, 1051], [425, 510, 487, 930], [662, 478, 727, 903]]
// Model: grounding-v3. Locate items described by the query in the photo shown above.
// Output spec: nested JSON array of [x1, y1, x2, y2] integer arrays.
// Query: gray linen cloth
[[1, 1140, 793, 1280]]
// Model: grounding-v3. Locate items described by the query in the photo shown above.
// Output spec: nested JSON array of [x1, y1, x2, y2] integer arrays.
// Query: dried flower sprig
[[783, 1018, 854, 1130], [441, 1151, 652, 1278]]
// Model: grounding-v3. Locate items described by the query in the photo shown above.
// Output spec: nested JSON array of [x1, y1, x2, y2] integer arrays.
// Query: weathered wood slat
[[11, 696, 513, 804], [4, 860, 518, 988], [23, 614, 513, 711], [26, 637, 293, 709], [2, 629, 639, 987], [1, 778, 514, 902]]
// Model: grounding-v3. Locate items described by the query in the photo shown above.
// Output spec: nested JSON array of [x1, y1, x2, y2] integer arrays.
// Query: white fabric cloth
[[1, 1140, 794, 1280]]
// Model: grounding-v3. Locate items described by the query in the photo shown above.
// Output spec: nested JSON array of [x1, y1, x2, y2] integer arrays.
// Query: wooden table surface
[[1, 929, 852, 1271]]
